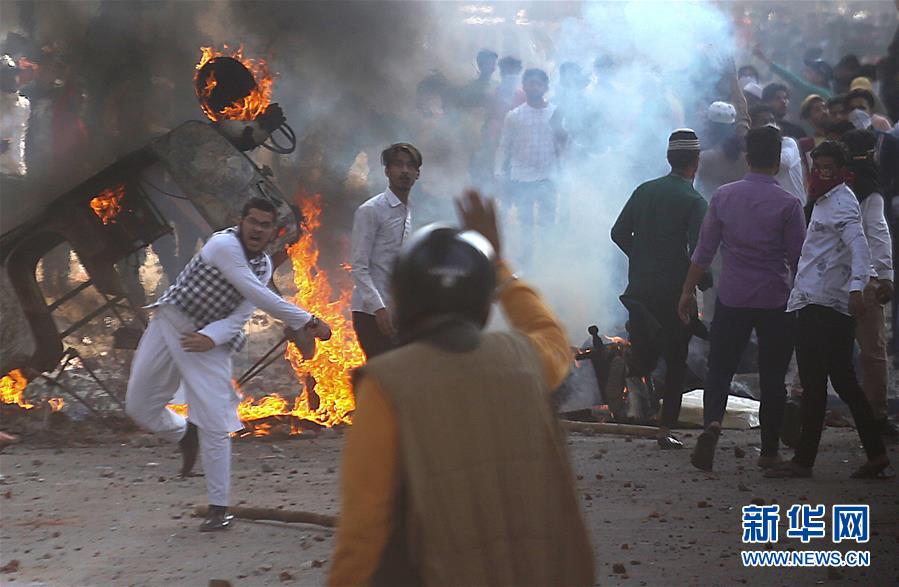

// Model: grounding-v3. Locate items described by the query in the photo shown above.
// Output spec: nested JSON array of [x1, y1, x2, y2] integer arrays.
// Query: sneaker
[[657, 435, 685, 450], [691, 423, 720, 472], [849, 456, 893, 479], [200, 505, 234, 532]]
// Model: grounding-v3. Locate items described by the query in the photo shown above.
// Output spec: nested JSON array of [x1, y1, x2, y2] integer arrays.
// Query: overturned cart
[[0, 121, 299, 412]]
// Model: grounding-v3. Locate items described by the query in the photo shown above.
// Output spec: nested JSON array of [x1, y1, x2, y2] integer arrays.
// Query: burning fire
[[283, 195, 363, 427], [166, 196, 363, 432], [603, 335, 630, 346], [90, 184, 126, 225], [195, 45, 274, 122], [1, 370, 32, 409], [1, 370, 64, 412]]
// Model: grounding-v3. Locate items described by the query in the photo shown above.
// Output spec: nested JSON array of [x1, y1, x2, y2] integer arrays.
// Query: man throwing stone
[[126, 197, 329, 531]]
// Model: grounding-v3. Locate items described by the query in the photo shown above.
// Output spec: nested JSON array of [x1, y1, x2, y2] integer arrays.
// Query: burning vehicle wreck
[[1, 44, 302, 418]]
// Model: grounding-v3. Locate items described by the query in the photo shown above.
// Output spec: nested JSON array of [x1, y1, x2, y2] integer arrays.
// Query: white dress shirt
[[0, 91, 30, 176], [494, 102, 559, 182], [196, 232, 311, 344], [776, 137, 806, 205], [859, 192, 893, 281], [350, 188, 411, 315], [787, 183, 876, 315]]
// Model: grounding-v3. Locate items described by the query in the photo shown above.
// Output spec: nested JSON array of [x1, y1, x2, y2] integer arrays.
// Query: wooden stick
[[195, 505, 337, 528], [561, 420, 659, 438]]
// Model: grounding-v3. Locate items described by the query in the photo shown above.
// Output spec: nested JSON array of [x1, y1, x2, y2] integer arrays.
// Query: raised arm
[[456, 190, 571, 390], [726, 58, 750, 137], [497, 263, 571, 390]]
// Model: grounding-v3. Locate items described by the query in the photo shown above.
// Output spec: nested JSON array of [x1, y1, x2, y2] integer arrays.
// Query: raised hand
[[455, 189, 502, 259]]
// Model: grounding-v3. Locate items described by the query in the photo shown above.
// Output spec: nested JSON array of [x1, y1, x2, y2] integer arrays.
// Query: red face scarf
[[808, 167, 855, 202]]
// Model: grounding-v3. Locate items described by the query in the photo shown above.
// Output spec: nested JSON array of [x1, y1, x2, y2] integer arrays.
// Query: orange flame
[[0, 370, 64, 412], [195, 45, 274, 122], [167, 403, 188, 418], [603, 335, 630, 346], [1, 370, 32, 409], [283, 195, 364, 427], [90, 184, 126, 225], [165, 197, 363, 431]]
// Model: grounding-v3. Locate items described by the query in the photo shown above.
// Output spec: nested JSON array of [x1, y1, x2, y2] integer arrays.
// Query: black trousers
[[353, 312, 396, 360], [794, 305, 886, 468], [626, 296, 690, 429], [704, 300, 795, 456]]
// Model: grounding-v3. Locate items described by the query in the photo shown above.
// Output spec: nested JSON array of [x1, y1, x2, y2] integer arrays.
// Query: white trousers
[[126, 305, 241, 506]]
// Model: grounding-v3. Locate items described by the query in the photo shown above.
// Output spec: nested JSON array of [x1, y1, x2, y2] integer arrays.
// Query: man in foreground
[[329, 191, 594, 586], [126, 198, 330, 531]]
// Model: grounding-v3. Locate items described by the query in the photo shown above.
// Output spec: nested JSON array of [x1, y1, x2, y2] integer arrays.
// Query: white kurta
[[126, 305, 237, 506], [127, 304, 241, 434]]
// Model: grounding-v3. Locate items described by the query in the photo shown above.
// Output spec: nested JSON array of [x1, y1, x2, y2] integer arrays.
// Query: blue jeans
[[703, 299, 795, 456]]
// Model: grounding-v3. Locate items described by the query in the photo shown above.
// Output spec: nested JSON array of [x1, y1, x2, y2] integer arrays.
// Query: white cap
[[707, 101, 737, 124]]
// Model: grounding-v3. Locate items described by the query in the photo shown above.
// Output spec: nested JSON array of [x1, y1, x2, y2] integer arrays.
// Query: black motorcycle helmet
[[392, 224, 496, 343]]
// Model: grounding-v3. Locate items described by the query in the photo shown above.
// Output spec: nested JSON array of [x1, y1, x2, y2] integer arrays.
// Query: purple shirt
[[692, 173, 806, 309]]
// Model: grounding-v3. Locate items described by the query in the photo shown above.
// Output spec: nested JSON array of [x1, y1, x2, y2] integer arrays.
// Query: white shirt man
[[772, 171, 888, 478], [493, 69, 560, 267], [350, 188, 411, 315], [776, 136, 807, 205], [787, 182, 874, 315], [494, 101, 560, 182], [350, 143, 420, 358]]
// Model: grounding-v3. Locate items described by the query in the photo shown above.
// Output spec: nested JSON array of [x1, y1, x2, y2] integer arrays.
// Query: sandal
[[850, 459, 894, 479]]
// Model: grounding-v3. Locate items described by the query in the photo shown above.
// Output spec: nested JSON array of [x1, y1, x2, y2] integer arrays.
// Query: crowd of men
[[331, 40, 898, 581], [611, 52, 898, 479], [5, 12, 897, 585]]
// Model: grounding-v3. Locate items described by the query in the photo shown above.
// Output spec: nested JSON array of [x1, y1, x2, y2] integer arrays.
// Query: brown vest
[[362, 331, 595, 587]]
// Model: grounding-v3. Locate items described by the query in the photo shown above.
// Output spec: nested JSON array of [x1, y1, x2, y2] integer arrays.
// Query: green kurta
[[612, 173, 708, 303]]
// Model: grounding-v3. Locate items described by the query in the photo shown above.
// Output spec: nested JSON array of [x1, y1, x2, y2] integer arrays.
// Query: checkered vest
[[156, 227, 270, 352]]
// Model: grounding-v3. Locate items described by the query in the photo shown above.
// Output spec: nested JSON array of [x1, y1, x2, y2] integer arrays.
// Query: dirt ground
[[0, 424, 896, 587], [3, 259, 898, 585]]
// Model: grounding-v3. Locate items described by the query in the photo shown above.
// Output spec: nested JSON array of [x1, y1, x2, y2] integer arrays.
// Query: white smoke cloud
[[505, 1, 735, 340]]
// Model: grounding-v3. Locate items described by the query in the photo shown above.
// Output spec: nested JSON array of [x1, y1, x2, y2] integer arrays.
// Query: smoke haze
[[2, 1, 895, 338]]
